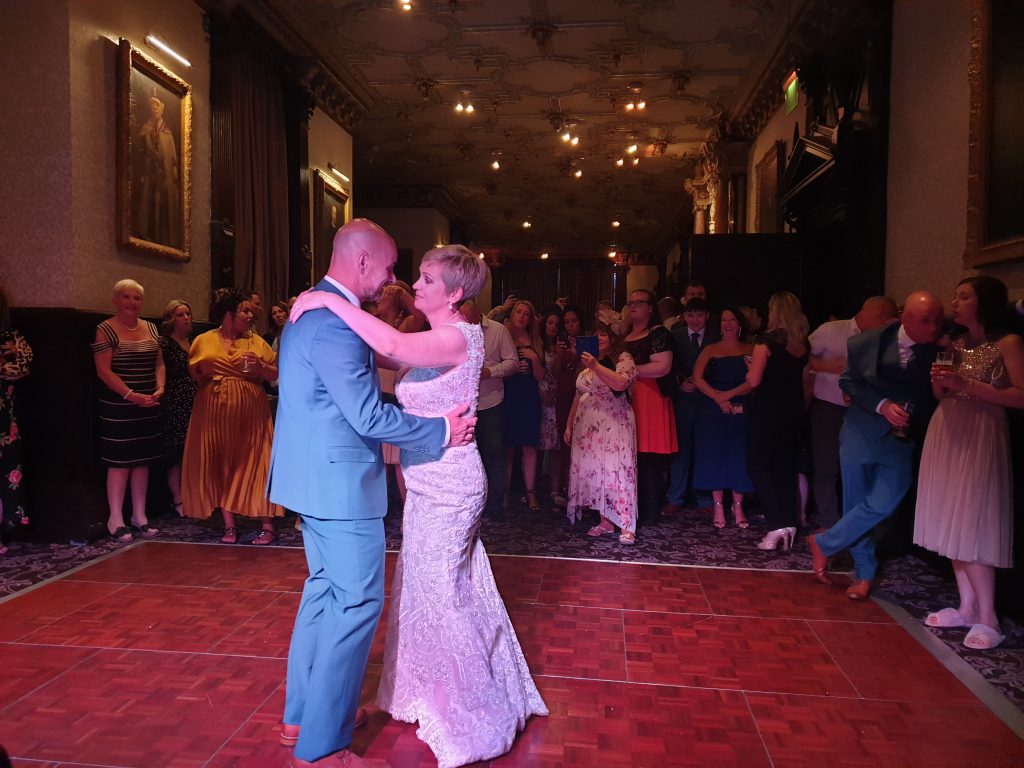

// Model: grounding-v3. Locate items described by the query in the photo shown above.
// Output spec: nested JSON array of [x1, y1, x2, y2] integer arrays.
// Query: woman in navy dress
[[693, 307, 755, 529]]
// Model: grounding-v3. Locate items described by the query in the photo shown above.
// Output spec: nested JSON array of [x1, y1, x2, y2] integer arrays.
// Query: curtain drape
[[230, 38, 289, 330], [495, 259, 613, 322]]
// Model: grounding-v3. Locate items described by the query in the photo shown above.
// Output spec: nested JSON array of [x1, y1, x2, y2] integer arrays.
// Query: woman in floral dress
[[0, 283, 32, 554], [565, 322, 638, 544]]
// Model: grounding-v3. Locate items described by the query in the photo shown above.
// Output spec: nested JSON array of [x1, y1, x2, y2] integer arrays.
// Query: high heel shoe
[[731, 501, 749, 529], [757, 527, 796, 551], [712, 501, 726, 529]]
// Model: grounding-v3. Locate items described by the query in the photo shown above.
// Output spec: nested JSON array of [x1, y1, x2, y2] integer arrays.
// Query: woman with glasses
[[623, 290, 677, 525]]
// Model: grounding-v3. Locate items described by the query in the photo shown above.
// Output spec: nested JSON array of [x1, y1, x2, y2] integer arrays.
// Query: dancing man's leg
[[292, 515, 385, 762]]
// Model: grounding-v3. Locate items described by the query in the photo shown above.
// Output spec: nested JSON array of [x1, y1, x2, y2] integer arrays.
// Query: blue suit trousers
[[285, 515, 385, 761]]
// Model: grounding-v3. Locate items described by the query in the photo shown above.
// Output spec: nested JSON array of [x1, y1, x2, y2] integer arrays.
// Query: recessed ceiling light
[[608, 250, 617, 259], [478, 252, 485, 259], [615, 158, 624, 167], [522, 220, 532, 229], [612, 220, 620, 228], [626, 144, 638, 154], [632, 157, 640, 166], [491, 159, 500, 170], [400, 1, 412, 11], [540, 252, 549, 260], [573, 169, 583, 178]]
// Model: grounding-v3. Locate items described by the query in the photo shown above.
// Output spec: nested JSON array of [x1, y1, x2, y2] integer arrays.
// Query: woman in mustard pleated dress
[[181, 288, 283, 543]]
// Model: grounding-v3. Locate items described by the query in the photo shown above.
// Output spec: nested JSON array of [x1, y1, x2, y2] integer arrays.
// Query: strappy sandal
[[221, 527, 238, 544], [619, 531, 636, 545], [587, 523, 615, 537], [712, 501, 726, 529], [251, 529, 276, 546], [731, 502, 749, 529]]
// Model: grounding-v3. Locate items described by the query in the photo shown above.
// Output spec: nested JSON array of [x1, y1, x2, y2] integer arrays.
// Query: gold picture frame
[[116, 38, 192, 262], [312, 169, 350, 278], [965, 0, 1024, 267]]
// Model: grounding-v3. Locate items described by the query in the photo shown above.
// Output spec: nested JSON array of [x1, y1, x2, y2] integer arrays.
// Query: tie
[[690, 332, 700, 349], [907, 343, 924, 372]]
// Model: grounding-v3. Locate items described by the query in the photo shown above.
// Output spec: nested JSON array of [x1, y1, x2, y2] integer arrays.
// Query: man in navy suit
[[662, 297, 719, 516], [268, 219, 475, 767], [809, 292, 943, 600]]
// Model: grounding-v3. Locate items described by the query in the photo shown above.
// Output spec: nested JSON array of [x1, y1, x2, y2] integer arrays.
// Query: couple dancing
[[268, 219, 547, 768]]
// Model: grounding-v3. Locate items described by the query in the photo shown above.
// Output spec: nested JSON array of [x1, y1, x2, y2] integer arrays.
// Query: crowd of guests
[[1, 271, 1021, 650]]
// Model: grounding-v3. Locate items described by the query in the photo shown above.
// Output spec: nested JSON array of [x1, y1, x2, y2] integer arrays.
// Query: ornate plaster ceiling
[[250, 0, 807, 258]]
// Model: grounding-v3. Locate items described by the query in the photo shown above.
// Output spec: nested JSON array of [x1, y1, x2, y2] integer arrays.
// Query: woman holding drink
[[914, 276, 1024, 650], [181, 288, 282, 543]]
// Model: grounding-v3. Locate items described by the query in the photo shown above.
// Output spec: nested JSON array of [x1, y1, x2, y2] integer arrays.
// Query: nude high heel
[[757, 527, 796, 551]]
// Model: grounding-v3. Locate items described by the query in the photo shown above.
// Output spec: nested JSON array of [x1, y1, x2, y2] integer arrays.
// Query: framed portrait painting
[[313, 169, 350, 278], [116, 38, 192, 261]]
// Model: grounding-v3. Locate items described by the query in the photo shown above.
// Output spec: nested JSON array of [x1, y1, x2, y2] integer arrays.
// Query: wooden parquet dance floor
[[1, 541, 1022, 767]]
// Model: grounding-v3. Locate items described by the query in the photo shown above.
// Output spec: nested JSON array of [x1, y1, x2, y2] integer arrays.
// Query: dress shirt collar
[[323, 275, 360, 307]]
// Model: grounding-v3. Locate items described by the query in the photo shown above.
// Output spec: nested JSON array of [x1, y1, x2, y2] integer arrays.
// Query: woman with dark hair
[[914, 275, 1024, 650], [745, 291, 810, 551], [0, 284, 32, 555], [264, 300, 291, 350], [552, 303, 584, 504], [693, 306, 755, 528], [623, 288, 677, 524], [538, 305, 568, 503], [159, 300, 197, 516], [565, 322, 638, 543], [181, 288, 282, 543], [91, 279, 164, 541]]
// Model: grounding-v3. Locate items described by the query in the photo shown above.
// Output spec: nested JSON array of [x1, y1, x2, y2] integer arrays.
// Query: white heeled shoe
[[757, 527, 796, 551]]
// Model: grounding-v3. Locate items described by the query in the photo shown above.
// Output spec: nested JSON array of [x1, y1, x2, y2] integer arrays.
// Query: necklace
[[117, 317, 140, 332]]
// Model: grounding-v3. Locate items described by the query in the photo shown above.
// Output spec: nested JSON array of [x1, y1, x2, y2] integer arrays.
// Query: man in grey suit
[[268, 219, 475, 767]]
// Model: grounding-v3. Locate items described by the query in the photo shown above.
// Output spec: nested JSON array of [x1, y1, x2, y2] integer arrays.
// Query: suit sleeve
[[839, 334, 885, 413], [310, 317, 446, 454]]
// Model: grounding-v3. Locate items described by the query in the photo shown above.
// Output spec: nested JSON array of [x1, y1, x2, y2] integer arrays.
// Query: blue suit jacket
[[267, 278, 446, 519], [839, 322, 937, 442]]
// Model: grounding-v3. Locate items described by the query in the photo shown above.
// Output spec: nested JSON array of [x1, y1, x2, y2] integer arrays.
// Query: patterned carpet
[[2, 497, 1022, 716]]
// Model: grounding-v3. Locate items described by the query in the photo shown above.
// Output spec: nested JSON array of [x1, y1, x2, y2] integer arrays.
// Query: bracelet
[[123, 389, 134, 400]]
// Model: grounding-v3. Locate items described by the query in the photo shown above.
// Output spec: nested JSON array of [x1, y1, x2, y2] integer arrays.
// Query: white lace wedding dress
[[376, 321, 548, 768]]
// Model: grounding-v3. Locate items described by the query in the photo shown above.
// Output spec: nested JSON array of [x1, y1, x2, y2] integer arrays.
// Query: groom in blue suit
[[809, 292, 943, 600], [269, 219, 475, 767]]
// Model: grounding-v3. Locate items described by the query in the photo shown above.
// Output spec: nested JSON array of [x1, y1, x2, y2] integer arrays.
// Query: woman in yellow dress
[[182, 287, 282, 543]]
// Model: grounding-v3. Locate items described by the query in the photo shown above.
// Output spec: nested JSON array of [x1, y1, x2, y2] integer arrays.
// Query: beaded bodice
[[952, 338, 1008, 399]]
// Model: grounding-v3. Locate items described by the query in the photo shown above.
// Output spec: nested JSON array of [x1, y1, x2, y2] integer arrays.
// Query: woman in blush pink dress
[[290, 245, 547, 768], [565, 322, 638, 544]]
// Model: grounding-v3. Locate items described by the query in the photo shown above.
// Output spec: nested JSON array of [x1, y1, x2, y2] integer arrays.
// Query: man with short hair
[[270, 218, 476, 767], [809, 292, 943, 601], [807, 296, 899, 528], [662, 297, 719, 516], [682, 282, 706, 307]]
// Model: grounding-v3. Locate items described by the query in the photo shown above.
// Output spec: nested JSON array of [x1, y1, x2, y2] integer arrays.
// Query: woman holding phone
[[565, 322, 638, 543]]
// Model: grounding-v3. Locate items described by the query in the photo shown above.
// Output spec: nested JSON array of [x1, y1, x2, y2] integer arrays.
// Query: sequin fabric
[[378, 321, 548, 768], [951, 339, 1008, 399]]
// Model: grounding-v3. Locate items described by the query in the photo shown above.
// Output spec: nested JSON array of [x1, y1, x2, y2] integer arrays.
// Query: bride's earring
[[448, 302, 454, 311]]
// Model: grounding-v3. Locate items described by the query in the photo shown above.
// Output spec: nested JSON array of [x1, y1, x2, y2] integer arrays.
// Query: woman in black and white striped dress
[[91, 279, 165, 541]]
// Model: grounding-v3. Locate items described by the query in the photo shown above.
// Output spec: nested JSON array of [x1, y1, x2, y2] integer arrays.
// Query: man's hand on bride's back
[[289, 290, 331, 323], [444, 403, 477, 447]]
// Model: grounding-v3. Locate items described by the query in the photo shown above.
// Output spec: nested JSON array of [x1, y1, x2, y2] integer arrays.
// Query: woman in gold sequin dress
[[914, 276, 1024, 650]]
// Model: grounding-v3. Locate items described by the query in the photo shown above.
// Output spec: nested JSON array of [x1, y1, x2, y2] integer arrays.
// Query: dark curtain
[[230, 37, 289, 327], [495, 260, 613, 320]]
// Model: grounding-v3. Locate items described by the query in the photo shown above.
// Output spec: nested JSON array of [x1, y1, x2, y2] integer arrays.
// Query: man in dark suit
[[809, 291, 943, 600], [269, 219, 475, 767], [662, 297, 720, 516]]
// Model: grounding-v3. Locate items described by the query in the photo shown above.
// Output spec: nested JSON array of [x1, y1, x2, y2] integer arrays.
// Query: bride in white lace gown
[[292, 245, 547, 768]]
